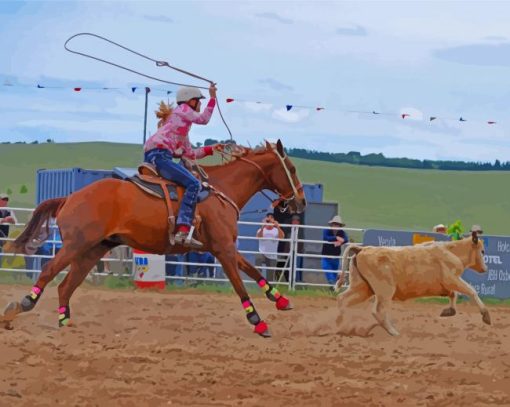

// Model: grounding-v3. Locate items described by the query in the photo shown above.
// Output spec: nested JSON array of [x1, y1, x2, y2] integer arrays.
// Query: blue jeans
[[322, 258, 340, 285], [144, 149, 200, 227], [295, 256, 304, 282], [166, 254, 184, 286], [188, 252, 215, 278]]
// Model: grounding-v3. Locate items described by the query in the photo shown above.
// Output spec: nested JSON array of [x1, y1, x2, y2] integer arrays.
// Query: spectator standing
[[255, 212, 284, 281], [165, 254, 185, 286], [470, 224, 483, 237], [433, 224, 447, 234], [187, 251, 216, 278], [0, 193, 17, 267], [322, 215, 349, 287]]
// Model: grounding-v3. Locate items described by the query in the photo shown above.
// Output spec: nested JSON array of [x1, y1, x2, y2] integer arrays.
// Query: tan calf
[[337, 232, 489, 336]]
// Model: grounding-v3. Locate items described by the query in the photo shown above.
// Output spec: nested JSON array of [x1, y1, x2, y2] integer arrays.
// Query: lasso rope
[[64, 32, 233, 140]]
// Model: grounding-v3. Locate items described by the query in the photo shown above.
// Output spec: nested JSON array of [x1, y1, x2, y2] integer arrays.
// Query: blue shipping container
[[36, 168, 114, 204], [303, 183, 323, 203]]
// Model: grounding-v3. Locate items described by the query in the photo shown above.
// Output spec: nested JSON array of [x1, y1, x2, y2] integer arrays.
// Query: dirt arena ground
[[0, 285, 509, 407]]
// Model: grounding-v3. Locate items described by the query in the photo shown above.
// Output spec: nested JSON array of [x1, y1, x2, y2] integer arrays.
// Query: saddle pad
[[129, 175, 179, 200], [129, 175, 211, 202]]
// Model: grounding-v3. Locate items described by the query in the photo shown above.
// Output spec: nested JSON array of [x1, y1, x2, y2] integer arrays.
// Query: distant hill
[[1, 142, 509, 234]]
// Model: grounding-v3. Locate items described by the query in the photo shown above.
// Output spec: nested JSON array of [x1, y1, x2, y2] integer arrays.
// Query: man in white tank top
[[255, 213, 284, 282]]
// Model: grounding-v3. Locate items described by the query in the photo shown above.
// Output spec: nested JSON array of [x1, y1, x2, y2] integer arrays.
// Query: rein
[[216, 145, 302, 203], [64, 32, 233, 140]]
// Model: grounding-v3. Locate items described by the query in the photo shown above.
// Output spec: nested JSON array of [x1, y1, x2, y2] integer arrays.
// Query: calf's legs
[[440, 291, 457, 317], [443, 276, 491, 325]]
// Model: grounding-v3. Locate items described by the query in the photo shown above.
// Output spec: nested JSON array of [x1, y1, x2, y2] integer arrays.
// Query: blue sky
[[1, 1, 510, 162]]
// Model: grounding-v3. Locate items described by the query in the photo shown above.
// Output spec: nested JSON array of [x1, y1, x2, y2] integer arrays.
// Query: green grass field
[[1, 142, 510, 234]]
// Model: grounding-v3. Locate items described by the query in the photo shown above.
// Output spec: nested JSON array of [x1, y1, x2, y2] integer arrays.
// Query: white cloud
[[272, 107, 310, 123], [243, 101, 273, 113]]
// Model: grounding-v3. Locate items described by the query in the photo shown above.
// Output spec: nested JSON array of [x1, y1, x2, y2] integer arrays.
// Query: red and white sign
[[132, 249, 166, 289]]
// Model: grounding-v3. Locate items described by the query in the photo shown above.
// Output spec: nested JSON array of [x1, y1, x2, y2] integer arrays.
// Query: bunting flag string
[[1, 79, 499, 126], [224, 97, 499, 126], [2, 80, 172, 95]]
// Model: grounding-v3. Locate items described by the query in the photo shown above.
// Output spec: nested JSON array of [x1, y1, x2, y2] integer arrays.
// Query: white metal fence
[[0, 206, 363, 290]]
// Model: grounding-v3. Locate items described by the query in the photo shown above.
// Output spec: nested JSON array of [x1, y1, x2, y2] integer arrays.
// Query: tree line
[[286, 148, 510, 171], [2, 138, 508, 171], [203, 139, 509, 171]]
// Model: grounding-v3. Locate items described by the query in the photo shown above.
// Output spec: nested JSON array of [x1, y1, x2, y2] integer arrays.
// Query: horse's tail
[[7, 198, 66, 254], [335, 243, 364, 292]]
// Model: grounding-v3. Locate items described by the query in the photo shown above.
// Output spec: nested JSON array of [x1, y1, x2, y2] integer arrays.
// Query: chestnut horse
[[3, 140, 306, 336]]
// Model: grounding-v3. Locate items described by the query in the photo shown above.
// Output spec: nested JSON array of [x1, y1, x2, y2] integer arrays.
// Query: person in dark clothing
[[321, 215, 349, 286], [271, 199, 293, 282], [0, 193, 16, 267], [187, 251, 216, 278], [0, 193, 16, 244]]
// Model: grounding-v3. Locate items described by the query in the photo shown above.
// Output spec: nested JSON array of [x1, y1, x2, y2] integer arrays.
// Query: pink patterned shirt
[[144, 98, 216, 159]]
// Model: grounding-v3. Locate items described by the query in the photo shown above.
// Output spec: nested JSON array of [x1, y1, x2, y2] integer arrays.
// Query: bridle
[[217, 144, 303, 204]]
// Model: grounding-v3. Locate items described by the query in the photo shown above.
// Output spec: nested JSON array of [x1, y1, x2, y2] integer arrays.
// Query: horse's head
[[261, 139, 306, 213]]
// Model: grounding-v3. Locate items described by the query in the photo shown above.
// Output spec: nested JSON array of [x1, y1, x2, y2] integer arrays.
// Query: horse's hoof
[[276, 296, 293, 311], [3, 302, 21, 322], [59, 320, 73, 328], [482, 310, 491, 325], [388, 328, 400, 337], [20, 296, 36, 312], [440, 307, 456, 317], [254, 321, 271, 338]]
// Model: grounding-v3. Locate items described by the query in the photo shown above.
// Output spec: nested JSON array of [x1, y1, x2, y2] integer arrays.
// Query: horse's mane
[[201, 143, 272, 170]]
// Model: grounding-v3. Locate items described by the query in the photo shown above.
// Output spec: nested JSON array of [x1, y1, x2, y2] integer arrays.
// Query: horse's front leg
[[214, 245, 271, 337], [236, 252, 293, 311]]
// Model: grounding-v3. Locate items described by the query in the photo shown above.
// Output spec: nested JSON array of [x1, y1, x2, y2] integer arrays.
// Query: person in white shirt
[[255, 212, 284, 282]]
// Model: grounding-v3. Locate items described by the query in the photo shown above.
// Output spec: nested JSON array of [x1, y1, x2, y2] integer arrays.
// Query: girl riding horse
[[144, 83, 220, 249]]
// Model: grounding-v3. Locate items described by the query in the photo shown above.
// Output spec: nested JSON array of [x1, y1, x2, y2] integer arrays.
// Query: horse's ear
[[276, 139, 285, 157], [265, 140, 272, 150], [472, 231, 479, 244]]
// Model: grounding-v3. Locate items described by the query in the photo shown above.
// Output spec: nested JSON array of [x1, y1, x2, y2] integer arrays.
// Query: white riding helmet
[[176, 87, 205, 103]]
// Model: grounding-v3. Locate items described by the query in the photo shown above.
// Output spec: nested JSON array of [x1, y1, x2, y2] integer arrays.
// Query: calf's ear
[[471, 231, 479, 244]]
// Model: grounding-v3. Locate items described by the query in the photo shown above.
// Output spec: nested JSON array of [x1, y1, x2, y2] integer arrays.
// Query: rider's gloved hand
[[209, 83, 217, 99], [213, 143, 226, 152]]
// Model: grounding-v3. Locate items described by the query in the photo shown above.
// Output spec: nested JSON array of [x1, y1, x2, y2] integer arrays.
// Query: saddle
[[128, 162, 211, 245]]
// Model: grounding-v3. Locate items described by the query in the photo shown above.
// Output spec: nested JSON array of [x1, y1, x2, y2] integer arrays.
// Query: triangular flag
[[286, 105, 293, 111], [372, 111, 380, 115], [73, 87, 82, 92], [131, 87, 137, 93], [488, 121, 496, 125], [226, 98, 234, 103], [37, 84, 45, 89], [429, 116, 437, 121], [401, 113, 410, 119], [167, 90, 172, 95], [459, 117, 466, 122], [145, 87, 151, 93], [316, 107, 325, 111]]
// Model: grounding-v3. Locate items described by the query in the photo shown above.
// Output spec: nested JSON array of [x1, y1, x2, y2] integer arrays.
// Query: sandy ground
[[0, 285, 509, 407]]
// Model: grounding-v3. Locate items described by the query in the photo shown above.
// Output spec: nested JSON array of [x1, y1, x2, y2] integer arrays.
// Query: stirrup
[[174, 228, 203, 249]]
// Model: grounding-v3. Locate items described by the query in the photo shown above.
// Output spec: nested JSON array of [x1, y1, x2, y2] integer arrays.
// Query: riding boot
[[174, 230, 203, 249]]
